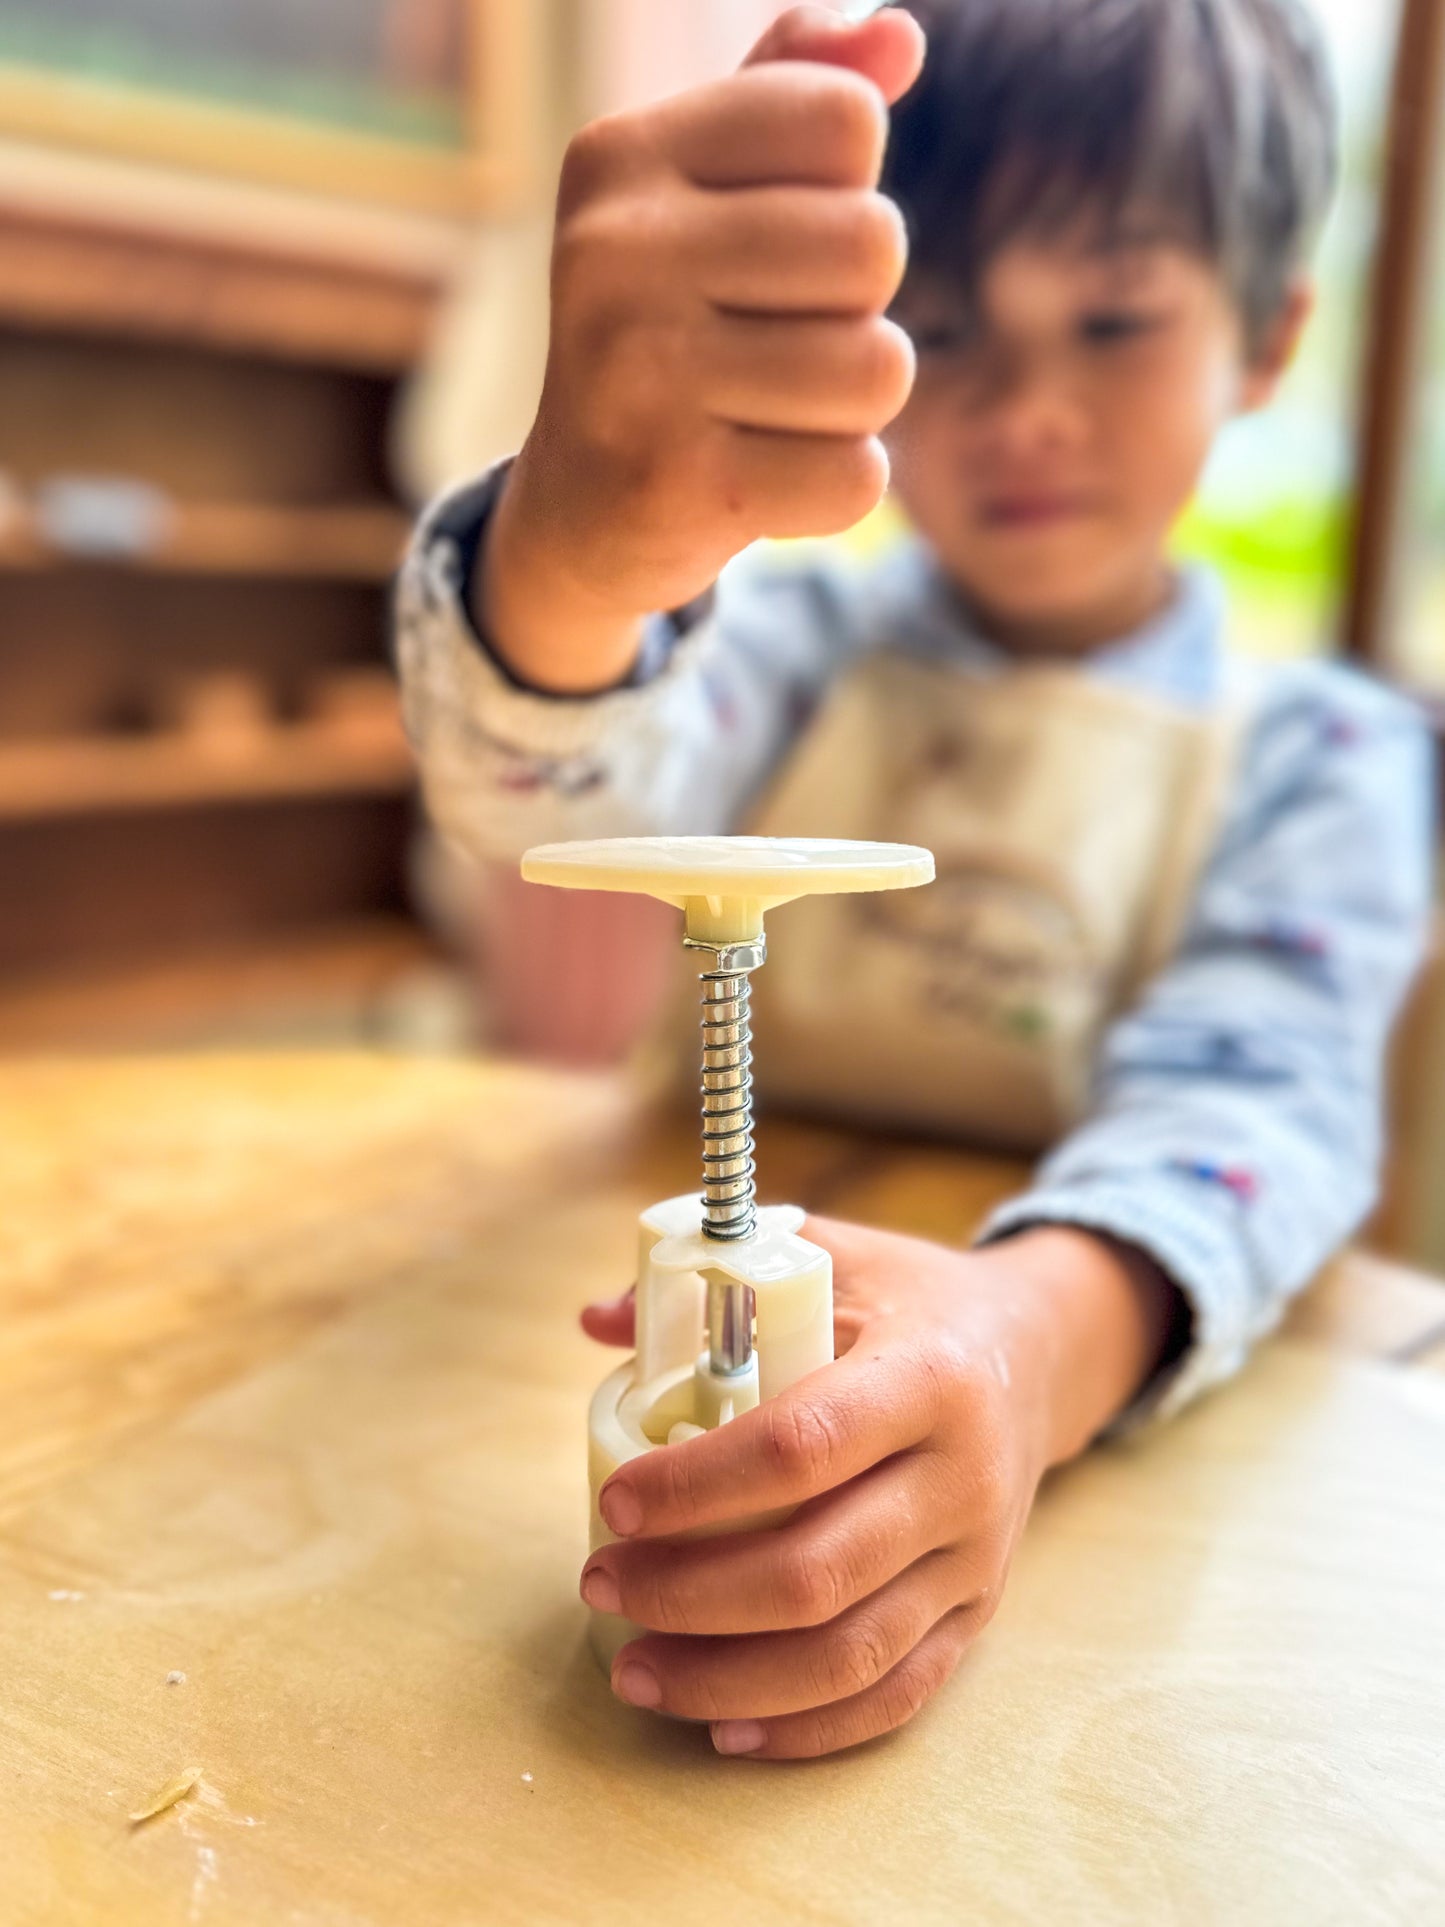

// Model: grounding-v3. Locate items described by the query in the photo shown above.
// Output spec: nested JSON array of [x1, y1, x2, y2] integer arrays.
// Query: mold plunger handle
[[517, 839, 935, 1383]]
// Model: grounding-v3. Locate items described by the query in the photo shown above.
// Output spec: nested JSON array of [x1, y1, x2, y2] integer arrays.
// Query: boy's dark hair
[[881, 0, 1339, 346]]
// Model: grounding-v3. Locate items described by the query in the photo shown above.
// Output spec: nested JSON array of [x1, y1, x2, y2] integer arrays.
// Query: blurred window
[[0, 0, 469, 145], [1173, 0, 1406, 660]]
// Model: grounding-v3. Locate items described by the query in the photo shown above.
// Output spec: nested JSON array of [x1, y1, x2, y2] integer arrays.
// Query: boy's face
[[886, 225, 1303, 650]]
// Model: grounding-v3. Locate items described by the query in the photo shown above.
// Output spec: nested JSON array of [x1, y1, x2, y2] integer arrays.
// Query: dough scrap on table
[[129, 1767, 202, 1827]]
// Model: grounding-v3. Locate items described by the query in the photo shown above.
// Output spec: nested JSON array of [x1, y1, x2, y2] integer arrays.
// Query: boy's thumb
[[741, 5, 926, 108]]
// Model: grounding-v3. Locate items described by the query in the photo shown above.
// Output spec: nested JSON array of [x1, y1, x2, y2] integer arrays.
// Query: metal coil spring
[[699, 968, 756, 1243]]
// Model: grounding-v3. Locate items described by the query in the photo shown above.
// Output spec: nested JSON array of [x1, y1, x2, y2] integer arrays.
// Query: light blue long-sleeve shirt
[[396, 464, 1436, 1423]]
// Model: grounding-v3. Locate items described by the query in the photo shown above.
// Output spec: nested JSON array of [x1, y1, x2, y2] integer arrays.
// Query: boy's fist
[[485, 5, 925, 690]]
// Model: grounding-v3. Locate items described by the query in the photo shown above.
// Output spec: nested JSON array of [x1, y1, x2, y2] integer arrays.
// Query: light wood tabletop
[[2, 1052, 1443, 1925]]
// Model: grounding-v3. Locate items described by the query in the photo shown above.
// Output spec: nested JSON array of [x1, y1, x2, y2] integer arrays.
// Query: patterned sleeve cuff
[[976, 1176, 1260, 1432], [395, 460, 713, 763]]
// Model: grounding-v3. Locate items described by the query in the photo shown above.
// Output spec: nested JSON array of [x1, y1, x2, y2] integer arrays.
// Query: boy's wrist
[[970, 1226, 1186, 1467], [473, 454, 648, 696]]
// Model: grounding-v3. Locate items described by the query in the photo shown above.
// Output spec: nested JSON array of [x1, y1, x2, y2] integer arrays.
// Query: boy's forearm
[[473, 459, 649, 696]]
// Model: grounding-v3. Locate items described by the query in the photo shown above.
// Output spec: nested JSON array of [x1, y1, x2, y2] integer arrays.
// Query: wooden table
[[2, 1054, 1443, 1925]]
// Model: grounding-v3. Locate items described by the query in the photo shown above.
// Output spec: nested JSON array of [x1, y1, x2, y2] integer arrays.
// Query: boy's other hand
[[481, 5, 925, 693], [579, 1214, 1178, 1759]]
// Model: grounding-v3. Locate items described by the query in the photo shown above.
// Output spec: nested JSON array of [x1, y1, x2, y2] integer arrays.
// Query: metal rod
[[700, 969, 757, 1241], [689, 937, 764, 1376], [707, 1273, 755, 1377]]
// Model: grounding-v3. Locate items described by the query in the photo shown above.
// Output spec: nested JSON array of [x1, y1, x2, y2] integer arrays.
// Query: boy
[[396, 1, 1433, 1759]]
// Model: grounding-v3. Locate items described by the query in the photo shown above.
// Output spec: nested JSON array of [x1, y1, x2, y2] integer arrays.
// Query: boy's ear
[[1236, 277, 1316, 414]]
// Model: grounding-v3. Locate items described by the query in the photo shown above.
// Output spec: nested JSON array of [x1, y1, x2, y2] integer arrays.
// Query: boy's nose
[[968, 342, 1089, 458]]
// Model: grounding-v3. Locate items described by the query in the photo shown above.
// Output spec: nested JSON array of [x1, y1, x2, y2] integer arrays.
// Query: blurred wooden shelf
[[0, 716, 414, 821], [0, 499, 411, 580], [0, 142, 454, 370], [0, 151, 434, 1002]]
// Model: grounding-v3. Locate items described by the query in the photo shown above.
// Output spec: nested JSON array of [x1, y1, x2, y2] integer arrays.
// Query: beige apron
[[742, 650, 1245, 1153]]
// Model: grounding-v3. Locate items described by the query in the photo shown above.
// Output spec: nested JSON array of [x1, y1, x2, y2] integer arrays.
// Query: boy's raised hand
[[580, 1215, 1177, 1759], [480, 5, 926, 693]]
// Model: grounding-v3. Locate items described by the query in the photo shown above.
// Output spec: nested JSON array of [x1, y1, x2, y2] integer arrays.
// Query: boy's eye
[[1078, 311, 1161, 345], [909, 320, 980, 358]]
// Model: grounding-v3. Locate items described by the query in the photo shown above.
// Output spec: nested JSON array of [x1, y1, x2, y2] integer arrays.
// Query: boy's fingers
[[583, 1454, 943, 1636], [709, 1600, 981, 1760], [703, 311, 914, 437], [693, 185, 908, 316], [666, 4, 926, 192], [662, 63, 890, 190], [612, 1545, 965, 1722], [597, 1335, 939, 1538], [720, 425, 891, 541], [580, 1287, 635, 1347], [742, 4, 926, 108]]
